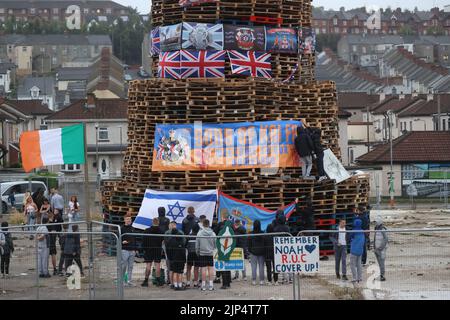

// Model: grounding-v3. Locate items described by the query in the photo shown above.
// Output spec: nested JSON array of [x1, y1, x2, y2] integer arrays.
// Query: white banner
[[274, 236, 320, 274], [323, 148, 351, 184], [132, 189, 217, 230]]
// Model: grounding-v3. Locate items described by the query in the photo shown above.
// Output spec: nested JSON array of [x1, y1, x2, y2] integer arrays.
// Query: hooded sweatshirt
[[143, 225, 163, 252], [158, 212, 170, 234], [273, 215, 290, 234], [196, 227, 216, 256], [182, 214, 199, 235], [350, 219, 365, 256], [294, 127, 314, 157], [374, 222, 388, 251], [248, 221, 265, 256]]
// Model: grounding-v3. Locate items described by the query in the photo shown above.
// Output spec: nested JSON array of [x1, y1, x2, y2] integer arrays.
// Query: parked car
[[0, 181, 49, 213], [124, 74, 133, 82], [138, 68, 150, 78]]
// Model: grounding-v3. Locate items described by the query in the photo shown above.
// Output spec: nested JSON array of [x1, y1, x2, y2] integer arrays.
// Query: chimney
[[87, 93, 96, 108], [399, 91, 405, 100], [380, 92, 386, 102]]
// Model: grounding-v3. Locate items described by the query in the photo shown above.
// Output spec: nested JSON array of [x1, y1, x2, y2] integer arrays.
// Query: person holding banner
[[196, 219, 216, 291], [248, 220, 266, 286], [294, 126, 315, 179]]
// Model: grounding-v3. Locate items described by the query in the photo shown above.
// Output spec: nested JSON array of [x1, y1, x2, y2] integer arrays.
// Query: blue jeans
[[249, 254, 265, 282]]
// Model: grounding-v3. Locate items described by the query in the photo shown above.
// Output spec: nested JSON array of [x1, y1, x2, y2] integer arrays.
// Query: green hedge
[[26, 172, 59, 190]]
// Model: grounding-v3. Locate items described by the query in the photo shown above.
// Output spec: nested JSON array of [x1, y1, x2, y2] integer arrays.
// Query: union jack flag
[[180, 50, 225, 79], [227, 50, 273, 79], [158, 51, 180, 80], [150, 27, 160, 56]]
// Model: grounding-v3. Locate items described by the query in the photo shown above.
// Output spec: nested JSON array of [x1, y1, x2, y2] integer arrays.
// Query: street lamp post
[[95, 122, 100, 187], [387, 110, 395, 208]]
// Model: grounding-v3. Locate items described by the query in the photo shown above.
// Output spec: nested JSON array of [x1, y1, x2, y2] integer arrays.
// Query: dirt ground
[[0, 209, 449, 300]]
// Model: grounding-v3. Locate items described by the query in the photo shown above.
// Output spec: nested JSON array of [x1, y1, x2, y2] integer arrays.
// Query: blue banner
[[218, 192, 296, 232]]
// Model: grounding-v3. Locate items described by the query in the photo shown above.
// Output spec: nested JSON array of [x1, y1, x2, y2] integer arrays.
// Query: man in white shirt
[[36, 217, 50, 278], [330, 219, 348, 280]]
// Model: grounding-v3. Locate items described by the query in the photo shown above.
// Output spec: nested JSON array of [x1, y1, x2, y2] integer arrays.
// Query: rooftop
[[357, 131, 450, 164], [0, 34, 112, 46], [46, 98, 127, 121]]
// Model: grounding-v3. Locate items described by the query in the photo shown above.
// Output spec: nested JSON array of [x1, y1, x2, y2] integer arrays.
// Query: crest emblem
[[235, 28, 256, 50]]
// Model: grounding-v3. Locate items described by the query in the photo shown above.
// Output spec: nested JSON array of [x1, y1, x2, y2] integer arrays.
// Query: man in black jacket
[[308, 127, 327, 182], [294, 126, 315, 179], [182, 207, 199, 235], [141, 217, 164, 287], [295, 198, 316, 234], [232, 219, 247, 281], [121, 213, 137, 286]]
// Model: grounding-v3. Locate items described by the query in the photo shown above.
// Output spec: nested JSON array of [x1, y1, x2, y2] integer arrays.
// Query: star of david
[[166, 201, 186, 222]]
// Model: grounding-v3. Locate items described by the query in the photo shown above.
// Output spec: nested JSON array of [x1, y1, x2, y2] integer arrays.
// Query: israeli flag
[[133, 189, 218, 230]]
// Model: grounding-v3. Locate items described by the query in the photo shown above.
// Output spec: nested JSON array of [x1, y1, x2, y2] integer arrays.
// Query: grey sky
[[117, 0, 446, 14]]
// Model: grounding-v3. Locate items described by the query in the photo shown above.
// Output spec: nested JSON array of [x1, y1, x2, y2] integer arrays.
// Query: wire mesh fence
[[0, 223, 121, 300], [295, 228, 450, 300], [119, 232, 295, 300], [1, 222, 449, 300]]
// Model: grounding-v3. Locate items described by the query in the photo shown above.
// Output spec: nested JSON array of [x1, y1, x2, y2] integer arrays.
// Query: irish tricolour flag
[[20, 124, 85, 172]]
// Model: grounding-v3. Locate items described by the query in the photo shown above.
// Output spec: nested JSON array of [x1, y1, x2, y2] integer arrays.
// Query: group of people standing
[[120, 199, 317, 291], [330, 205, 388, 284], [0, 188, 84, 279]]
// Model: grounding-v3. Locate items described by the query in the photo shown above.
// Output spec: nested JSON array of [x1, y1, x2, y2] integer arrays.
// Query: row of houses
[[337, 34, 450, 68], [0, 0, 131, 24], [0, 34, 113, 77], [313, 6, 450, 36], [0, 94, 127, 179], [337, 91, 450, 198]]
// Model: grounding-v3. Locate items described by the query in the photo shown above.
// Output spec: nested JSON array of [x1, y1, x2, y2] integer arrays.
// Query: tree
[[399, 25, 417, 36]]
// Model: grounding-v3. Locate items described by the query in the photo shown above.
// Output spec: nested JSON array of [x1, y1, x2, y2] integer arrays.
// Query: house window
[[30, 8, 35, 14], [0, 8, 4, 14], [84, 8, 89, 14], [106, 8, 112, 14], [333, 18, 338, 26], [30, 88, 40, 99], [343, 21, 347, 26], [443, 119, 447, 131], [98, 127, 109, 141], [53, 8, 58, 14], [22, 46, 27, 52], [410, 121, 412, 131], [61, 164, 81, 172]]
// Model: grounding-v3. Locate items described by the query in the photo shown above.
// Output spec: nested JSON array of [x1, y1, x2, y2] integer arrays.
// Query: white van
[[0, 181, 49, 213]]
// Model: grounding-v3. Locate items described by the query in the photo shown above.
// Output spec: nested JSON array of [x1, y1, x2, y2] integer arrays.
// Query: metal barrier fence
[[295, 228, 450, 300], [1, 224, 449, 300], [0, 223, 121, 300], [363, 169, 450, 209], [118, 232, 295, 300], [0, 173, 105, 217]]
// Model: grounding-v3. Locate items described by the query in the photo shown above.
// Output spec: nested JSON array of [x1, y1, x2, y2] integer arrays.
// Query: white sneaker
[[318, 176, 327, 182], [209, 285, 214, 291], [252, 280, 256, 286], [273, 281, 279, 286], [260, 281, 265, 285], [243, 277, 248, 281], [201, 286, 206, 291]]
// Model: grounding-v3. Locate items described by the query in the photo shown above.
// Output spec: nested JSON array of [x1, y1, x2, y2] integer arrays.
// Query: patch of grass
[[8, 211, 26, 225], [317, 276, 365, 300]]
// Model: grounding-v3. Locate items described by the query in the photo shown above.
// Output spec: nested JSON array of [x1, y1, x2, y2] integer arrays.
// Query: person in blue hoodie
[[349, 218, 365, 284]]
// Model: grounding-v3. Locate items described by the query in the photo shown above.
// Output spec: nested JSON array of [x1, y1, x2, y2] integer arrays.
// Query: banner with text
[[152, 120, 302, 171], [274, 236, 320, 274]]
